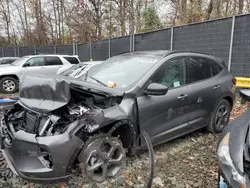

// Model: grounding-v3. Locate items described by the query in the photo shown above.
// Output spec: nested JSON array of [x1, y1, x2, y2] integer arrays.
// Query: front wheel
[[0, 77, 18, 94], [79, 135, 126, 182], [207, 99, 231, 133]]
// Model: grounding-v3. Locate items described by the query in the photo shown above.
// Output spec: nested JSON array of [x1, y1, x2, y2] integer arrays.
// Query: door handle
[[177, 94, 188, 100], [213, 85, 221, 90]]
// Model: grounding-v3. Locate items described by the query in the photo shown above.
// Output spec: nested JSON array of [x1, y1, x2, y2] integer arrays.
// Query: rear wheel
[[207, 99, 231, 133], [0, 77, 18, 94]]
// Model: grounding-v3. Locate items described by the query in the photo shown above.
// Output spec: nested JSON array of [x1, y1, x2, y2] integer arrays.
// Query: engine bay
[[3, 87, 122, 138], [5, 103, 86, 137]]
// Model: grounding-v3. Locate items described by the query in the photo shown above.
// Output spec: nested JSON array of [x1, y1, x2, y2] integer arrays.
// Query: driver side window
[[24, 57, 44, 67], [151, 57, 186, 89]]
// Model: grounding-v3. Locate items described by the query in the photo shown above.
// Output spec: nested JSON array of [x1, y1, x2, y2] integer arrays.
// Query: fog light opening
[[39, 147, 53, 169], [40, 154, 53, 169]]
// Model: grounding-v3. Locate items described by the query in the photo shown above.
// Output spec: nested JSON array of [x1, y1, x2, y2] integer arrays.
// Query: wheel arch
[[97, 119, 138, 149], [223, 95, 234, 109], [0, 74, 19, 81], [74, 119, 138, 171], [212, 93, 234, 113]]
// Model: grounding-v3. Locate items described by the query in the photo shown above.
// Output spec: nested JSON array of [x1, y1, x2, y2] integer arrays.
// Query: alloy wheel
[[2, 80, 15, 92], [82, 136, 125, 182], [215, 104, 229, 130]]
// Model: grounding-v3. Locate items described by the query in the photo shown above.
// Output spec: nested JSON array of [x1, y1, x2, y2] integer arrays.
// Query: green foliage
[[139, 7, 163, 33]]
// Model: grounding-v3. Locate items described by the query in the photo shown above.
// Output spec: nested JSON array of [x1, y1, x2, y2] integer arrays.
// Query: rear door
[[186, 56, 223, 122], [43, 56, 63, 75]]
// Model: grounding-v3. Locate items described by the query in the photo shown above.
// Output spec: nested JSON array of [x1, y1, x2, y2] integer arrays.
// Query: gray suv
[[0, 51, 235, 183]]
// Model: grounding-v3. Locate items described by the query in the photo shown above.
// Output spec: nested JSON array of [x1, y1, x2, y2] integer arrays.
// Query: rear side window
[[44, 56, 63, 66], [209, 60, 222, 76], [186, 57, 213, 84], [63, 57, 79, 64], [221, 61, 227, 69]]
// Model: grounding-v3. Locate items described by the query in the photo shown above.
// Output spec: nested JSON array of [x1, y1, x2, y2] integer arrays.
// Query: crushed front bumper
[[219, 174, 228, 188], [219, 167, 250, 188], [0, 121, 84, 184]]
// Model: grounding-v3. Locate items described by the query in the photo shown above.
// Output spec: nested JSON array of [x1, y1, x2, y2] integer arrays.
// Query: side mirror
[[239, 89, 250, 104], [23, 63, 29, 67], [144, 83, 168, 96]]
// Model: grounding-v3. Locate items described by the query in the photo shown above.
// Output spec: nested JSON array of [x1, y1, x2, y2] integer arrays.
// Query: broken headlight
[[217, 133, 246, 187]]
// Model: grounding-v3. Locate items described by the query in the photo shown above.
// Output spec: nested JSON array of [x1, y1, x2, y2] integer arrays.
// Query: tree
[[205, 0, 213, 20], [116, 0, 127, 36], [139, 6, 163, 33], [88, 0, 106, 39], [238, 0, 244, 14], [181, 0, 187, 21], [0, 0, 11, 44]]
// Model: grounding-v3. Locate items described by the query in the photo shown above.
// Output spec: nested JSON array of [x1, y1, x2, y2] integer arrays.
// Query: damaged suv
[[0, 51, 235, 183]]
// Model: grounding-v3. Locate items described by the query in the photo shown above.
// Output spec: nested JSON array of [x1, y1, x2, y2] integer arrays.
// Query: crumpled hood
[[18, 74, 125, 113], [19, 75, 71, 113]]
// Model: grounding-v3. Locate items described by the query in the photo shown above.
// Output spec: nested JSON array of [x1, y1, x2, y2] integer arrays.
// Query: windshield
[[80, 55, 158, 89], [60, 64, 89, 78], [11, 56, 29, 66]]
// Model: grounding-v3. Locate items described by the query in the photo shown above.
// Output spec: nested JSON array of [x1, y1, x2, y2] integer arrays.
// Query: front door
[[22, 57, 47, 76], [137, 57, 192, 145]]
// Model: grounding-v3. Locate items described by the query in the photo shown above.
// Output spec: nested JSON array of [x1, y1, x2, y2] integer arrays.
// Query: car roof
[[0, 57, 19, 59], [22, 54, 78, 58], [119, 50, 216, 58], [80, 61, 103, 65], [120, 50, 170, 58]]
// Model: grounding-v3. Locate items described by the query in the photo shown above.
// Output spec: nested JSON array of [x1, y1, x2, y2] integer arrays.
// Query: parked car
[[56, 61, 103, 76], [218, 89, 250, 188], [0, 54, 81, 93], [0, 57, 19, 65], [0, 51, 235, 183]]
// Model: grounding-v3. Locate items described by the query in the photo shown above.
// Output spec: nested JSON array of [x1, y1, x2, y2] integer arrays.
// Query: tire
[[0, 77, 18, 94], [207, 99, 231, 133], [78, 134, 125, 182]]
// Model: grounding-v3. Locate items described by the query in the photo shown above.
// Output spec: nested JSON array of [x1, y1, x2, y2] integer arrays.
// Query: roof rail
[[165, 50, 212, 57], [30, 53, 78, 56]]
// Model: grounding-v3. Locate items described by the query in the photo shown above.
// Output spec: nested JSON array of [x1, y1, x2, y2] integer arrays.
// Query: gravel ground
[[0, 94, 248, 188]]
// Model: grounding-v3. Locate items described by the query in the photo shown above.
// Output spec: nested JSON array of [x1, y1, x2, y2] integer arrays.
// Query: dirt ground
[[0, 94, 248, 188]]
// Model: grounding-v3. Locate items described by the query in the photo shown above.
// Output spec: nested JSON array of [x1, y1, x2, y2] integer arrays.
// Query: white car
[[0, 54, 81, 93], [0, 57, 19, 65], [57, 61, 103, 77]]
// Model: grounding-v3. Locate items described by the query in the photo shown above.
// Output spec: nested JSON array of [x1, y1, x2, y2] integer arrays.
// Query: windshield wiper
[[89, 76, 108, 87]]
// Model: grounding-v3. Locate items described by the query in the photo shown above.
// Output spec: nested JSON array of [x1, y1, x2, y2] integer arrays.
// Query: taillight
[[232, 77, 236, 85]]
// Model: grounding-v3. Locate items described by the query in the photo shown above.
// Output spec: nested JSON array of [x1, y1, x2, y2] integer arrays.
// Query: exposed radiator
[[24, 111, 40, 134]]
